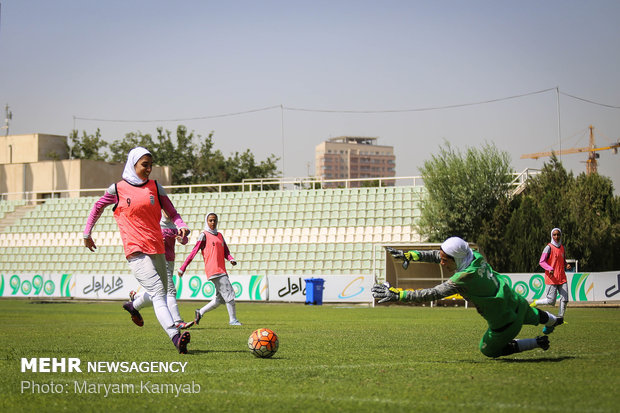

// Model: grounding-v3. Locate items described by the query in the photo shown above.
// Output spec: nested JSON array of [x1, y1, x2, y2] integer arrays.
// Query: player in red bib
[[129, 210, 191, 329], [530, 228, 571, 334], [83, 147, 192, 353], [178, 212, 242, 326]]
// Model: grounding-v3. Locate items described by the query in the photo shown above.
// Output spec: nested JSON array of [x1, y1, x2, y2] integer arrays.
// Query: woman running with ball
[[83, 147, 192, 354]]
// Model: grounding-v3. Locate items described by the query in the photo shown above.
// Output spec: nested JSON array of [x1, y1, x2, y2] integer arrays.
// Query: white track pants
[[197, 275, 238, 323], [127, 254, 177, 339], [132, 261, 182, 323], [536, 283, 568, 317]]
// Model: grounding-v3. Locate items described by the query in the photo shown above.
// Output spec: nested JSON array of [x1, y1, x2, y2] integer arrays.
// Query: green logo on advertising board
[[188, 276, 216, 298], [232, 282, 242, 298], [4, 274, 57, 296], [186, 276, 242, 299], [510, 274, 545, 299], [249, 275, 265, 300], [173, 275, 182, 298], [530, 274, 545, 299], [570, 273, 590, 301], [61, 274, 72, 297]]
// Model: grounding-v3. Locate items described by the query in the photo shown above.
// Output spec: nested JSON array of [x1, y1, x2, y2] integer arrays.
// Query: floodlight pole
[[556, 86, 562, 162], [281, 104, 285, 178], [2, 104, 12, 136]]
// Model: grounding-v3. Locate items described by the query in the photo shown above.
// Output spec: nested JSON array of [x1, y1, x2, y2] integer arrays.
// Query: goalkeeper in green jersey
[[372, 237, 563, 358]]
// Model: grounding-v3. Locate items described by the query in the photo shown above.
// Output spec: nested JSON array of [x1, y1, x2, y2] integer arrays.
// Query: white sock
[[515, 338, 539, 351], [133, 292, 151, 311], [152, 295, 177, 339], [199, 299, 220, 316], [226, 302, 238, 322], [166, 295, 182, 323]]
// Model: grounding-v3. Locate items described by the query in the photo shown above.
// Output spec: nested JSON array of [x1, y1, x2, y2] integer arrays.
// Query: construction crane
[[521, 125, 620, 174]]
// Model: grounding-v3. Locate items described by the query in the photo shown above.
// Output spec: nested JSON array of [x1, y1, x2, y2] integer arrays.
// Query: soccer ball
[[248, 328, 279, 358]]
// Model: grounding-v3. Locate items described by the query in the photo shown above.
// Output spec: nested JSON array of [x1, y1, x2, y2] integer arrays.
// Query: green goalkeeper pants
[[478, 295, 540, 358]]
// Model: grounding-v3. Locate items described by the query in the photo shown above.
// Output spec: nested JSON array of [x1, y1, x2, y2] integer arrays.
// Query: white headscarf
[[441, 237, 474, 272], [122, 147, 151, 185], [204, 212, 218, 235], [550, 228, 562, 248]]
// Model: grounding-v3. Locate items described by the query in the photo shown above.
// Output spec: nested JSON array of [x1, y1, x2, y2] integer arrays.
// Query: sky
[[1, 0, 619, 192]]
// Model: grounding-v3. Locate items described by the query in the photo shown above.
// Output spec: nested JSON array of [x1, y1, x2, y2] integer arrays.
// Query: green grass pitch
[[1, 300, 618, 412]]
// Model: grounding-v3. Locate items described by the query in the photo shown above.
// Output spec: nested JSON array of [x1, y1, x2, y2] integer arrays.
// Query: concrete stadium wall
[[0, 159, 171, 200]]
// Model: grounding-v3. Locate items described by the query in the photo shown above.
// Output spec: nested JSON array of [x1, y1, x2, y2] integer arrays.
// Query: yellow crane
[[521, 125, 620, 174]]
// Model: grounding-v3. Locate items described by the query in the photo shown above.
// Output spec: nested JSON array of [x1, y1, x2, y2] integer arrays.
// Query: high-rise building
[[315, 136, 395, 187]]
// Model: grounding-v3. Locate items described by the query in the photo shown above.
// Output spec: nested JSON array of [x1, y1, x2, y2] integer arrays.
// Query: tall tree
[[224, 150, 280, 184], [68, 129, 109, 161], [568, 172, 619, 270], [519, 156, 574, 237], [497, 156, 574, 272], [418, 141, 513, 243], [108, 132, 157, 163], [481, 156, 620, 272], [477, 196, 517, 272], [193, 134, 229, 184], [503, 196, 545, 272], [71, 126, 280, 187], [152, 126, 200, 185]]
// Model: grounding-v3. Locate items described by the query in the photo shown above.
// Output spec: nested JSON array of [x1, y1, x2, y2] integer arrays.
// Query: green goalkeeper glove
[[386, 247, 419, 269], [371, 283, 403, 303], [404, 251, 419, 262]]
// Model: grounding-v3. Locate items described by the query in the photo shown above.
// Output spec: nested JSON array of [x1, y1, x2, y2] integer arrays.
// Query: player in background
[[128, 210, 191, 329], [373, 237, 564, 358], [83, 147, 191, 354], [178, 212, 242, 326], [530, 228, 570, 333]]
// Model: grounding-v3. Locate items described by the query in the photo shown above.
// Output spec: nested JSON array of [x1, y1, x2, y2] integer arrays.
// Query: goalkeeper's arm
[[386, 248, 442, 269], [373, 280, 465, 304], [410, 249, 442, 264], [399, 280, 464, 303]]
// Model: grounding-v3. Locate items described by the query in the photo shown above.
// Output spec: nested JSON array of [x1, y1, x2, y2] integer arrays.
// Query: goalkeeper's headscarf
[[441, 237, 474, 272]]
